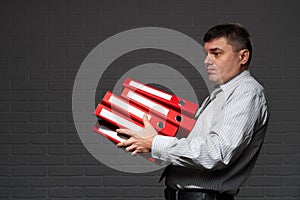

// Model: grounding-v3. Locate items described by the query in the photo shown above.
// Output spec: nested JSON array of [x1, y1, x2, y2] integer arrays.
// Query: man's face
[[203, 37, 246, 85]]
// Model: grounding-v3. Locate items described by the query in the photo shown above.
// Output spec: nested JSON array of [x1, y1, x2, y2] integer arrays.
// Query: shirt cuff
[[151, 135, 177, 160]]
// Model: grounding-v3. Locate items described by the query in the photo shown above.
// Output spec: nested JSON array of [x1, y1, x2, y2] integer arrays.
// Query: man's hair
[[203, 23, 253, 66]]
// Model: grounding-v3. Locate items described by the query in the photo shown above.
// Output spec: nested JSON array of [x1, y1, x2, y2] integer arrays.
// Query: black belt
[[164, 188, 234, 200]]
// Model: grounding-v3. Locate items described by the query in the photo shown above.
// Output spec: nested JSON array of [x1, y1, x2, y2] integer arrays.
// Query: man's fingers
[[117, 137, 134, 148], [131, 149, 139, 156], [125, 145, 136, 152], [143, 114, 151, 127], [116, 128, 133, 137]]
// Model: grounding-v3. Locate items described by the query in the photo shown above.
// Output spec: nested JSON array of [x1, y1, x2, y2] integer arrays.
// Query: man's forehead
[[204, 37, 231, 50]]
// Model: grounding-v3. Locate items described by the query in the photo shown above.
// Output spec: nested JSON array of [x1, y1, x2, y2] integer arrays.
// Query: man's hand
[[116, 114, 158, 156]]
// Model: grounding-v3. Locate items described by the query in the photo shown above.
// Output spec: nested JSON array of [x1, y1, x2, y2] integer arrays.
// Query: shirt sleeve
[[151, 86, 268, 170]]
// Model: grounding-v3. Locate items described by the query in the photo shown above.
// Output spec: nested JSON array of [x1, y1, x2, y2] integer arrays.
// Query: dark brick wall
[[0, 0, 299, 199]]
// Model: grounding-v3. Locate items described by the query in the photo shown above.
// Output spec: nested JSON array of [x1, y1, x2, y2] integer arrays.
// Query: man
[[117, 23, 269, 200]]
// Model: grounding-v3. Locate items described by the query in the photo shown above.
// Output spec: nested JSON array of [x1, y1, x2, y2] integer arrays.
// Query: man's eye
[[213, 52, 221, 57]]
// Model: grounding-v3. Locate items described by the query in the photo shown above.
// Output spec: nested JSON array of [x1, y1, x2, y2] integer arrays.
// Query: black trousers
[[164, 188, 234, 200]]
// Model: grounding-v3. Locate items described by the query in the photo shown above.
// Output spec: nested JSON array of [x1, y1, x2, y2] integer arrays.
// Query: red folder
[[121, 87, 195, 136], [93, 121, 128, 144], [101, 91, 178, 137], [123, 78, 199, 118], [93, 122, 162, 165], [94, 104, 144, 132]]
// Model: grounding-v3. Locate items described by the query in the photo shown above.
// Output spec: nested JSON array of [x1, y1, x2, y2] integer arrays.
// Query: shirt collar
[[219, 70, 250, 92]]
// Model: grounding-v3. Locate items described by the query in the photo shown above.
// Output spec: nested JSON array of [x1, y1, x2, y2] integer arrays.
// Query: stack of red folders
[[93, 78, 199, 163]]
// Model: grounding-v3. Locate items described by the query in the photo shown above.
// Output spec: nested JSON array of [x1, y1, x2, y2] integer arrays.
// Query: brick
[[30, 26, 65, 36], [247, 176, 282, 186], [264, 133, 283, 144], [120, 188, 157, 198], [138, 1, 173, 15], [30, 177, 65, 187], [12, 102, 47, 112], [67, 177, 101, 186], [11, 38, 47, 48], [257, 154, 283, 165], [12, 187, 47, 198], [283, 155, 300, 165], [266, 122, 286, 133], [48, 52, 78, 67], [48, 80, 75, 90], [0, 123, 10, 133], [84, 37, 106, 47], [13, 167, 47, 176], [48, 167, 84, 176], [28, 0, 65, 14], [12, 80, 48, 90], [48, 103, 72, 112], [48, 15, 83, 26], [121, 15, 157, 26], [30, 112, 65, 123], [29, 155, 65, 166], [238, 187, 264, 197], [265, 144, 300, 154], [66, 135, 82, 144], [29, 91, 66, 101], [265, 187, 300, 197], [66, 155, 100, 165], [48, 145, 84, 155], [0, 188, 11, 197], [0, 102, 10, 112], [12, 14, 47, 26], [65, 0, 83, 14], [0, 144, 10, 155], [80, 0, 103, 14], [284, 133, 300, 144], [0, 8, 10, 25], [102, 0, 138, 15], [0, 80, 11, 90], [48, 38, 82, 47], [66, 26, 102, 36], [176, 2, 212, 14], [0, 156, 28, 166], [0, 177, 29, 187], [284, 122, 300, 133], [265, 165, 300, 175], [0, 167, 11, 176], [283, 176, 300, 186], [12, 144, 47, 155], [138, 176, 163, 187], [0, 113, 29, 122], [84, 15, 121, 26], [85, 187, 121, 197], [30, 69, 65, 80], [12, 123, 47, 134], [103, 176, 137, 187], [85, 166, 120, 176], [269, 100, 299, 112], [30, 134, 65, 144], [48, 123, 76, 133], [249, 165, 264, 175], [49, 188, 85, 198]]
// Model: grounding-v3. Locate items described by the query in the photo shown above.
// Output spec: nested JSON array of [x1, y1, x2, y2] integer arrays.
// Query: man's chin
[[209, 78, 223, 85]]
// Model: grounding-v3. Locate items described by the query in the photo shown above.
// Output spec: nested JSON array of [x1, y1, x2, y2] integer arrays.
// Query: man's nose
[[204, 54, 213, 67]]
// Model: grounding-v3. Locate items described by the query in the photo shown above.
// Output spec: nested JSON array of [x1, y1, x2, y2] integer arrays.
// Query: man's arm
[[152, 88, 268, 170]]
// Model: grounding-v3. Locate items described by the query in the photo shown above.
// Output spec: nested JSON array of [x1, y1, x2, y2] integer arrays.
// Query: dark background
[[0, 0, 299, 199]]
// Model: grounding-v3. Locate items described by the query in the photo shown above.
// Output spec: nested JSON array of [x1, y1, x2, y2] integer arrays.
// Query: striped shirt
[[151, 70, 269, 195]]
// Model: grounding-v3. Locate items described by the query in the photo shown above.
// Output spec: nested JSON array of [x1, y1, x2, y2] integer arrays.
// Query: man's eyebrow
[[209, 48, 223, 52]]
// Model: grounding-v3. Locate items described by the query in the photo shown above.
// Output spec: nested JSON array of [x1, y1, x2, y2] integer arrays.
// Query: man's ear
[[239, 49, 250, 66]]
